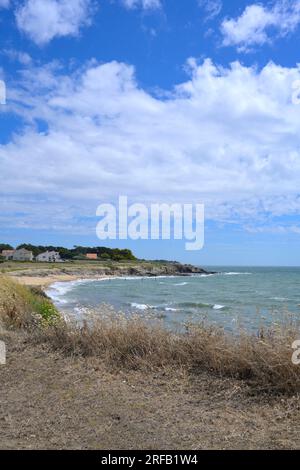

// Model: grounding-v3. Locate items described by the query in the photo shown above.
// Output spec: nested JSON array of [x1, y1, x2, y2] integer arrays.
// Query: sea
[[46, 266, 300, 333]]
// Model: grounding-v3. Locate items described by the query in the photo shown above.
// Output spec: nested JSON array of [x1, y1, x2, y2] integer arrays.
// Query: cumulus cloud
[[15, 0, 94, 45], [222, 0, 300, 51], [121, 0, 161, 10], [2, 58, 300, 231]]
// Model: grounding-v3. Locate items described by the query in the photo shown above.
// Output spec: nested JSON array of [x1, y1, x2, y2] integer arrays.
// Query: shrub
[[0, 276, 60, 328]]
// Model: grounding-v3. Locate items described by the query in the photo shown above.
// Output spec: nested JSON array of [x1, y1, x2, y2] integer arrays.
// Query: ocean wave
[[176, 301, 214, 309], [173, 282, 188, 286], [130, 302, 180, 312], [46, 278, 107, 303], [176, 301, 227, 311], [130, 302, 155, 311], [222, 272, 252, 276], [73, 306, 91, 316], [271, 297, 290, 302], [213, 304, 225, 310], [45, 281, 75, 304]]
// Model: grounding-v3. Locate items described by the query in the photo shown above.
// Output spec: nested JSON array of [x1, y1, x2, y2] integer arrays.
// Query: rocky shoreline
[[7, 261, 216, 287]]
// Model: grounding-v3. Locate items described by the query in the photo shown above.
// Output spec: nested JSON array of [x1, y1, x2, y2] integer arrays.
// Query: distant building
[[12, 248, 33, 261], [86, 253, 98, 260], [36, 251, 62, 262], [1, 249, 15, 260]]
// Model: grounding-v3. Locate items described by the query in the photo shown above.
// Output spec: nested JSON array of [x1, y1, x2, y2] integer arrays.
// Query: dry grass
[[3, 328, 300, 449], [2, 276, 300, 449], [37, 309, 300, 395], [1, 275, 300, 395]]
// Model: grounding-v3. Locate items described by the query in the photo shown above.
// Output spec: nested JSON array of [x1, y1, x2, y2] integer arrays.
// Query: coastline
[[11, 272, 114, 288], [4, 260, 214, 289]]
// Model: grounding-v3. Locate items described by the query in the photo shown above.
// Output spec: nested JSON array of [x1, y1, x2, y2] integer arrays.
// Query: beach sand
[[9, 273, 115, 288]]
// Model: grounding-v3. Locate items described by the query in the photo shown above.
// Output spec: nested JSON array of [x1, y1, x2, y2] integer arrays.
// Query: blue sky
[[1, 0, 300, 265]]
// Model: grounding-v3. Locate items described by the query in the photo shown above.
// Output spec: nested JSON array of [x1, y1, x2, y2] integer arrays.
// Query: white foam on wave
[[271, 297, 289, 302], [45, 281, 75, 304], [46, 278, 102, 299], [222, 272, 252, 276], [213, 304, 225, 310], [131, 302, 153, 311], [174, 282, 188, 286], [131, 302, 180, 312], [46, 277, 119, 304], [73, 306, 90, 315]]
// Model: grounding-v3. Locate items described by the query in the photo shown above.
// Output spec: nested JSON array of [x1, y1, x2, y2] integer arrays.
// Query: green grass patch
[[0, 276, 60, 328]]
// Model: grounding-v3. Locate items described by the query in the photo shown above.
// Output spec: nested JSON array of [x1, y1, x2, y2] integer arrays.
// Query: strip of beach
[[3, 259, 214, 288]]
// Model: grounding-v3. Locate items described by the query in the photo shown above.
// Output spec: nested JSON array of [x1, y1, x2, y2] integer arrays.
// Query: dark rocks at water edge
[[126, 263, 216, 277]]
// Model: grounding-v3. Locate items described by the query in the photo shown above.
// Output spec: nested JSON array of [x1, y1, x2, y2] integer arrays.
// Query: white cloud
[[3, 49, 32, 65], [0, 0, 10, 8], [222, 0, 300, 51], [245, 224, 300, 234], [15, 0, 94, 45], [198, 0, 222, 20], [121, 0, 161, 10], [2, 58, 300, 231]]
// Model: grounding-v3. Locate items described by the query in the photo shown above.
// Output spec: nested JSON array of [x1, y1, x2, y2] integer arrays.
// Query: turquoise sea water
[[46, 267, 300, 332]]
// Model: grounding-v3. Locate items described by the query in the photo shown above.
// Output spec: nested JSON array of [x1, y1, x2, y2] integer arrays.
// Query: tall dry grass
[[1, 275, 300, 395], [37, 309, 300, 395]]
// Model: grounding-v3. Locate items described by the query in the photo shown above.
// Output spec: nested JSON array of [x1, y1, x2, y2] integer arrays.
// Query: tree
[[0, 243, 14, 252], [100, 253, 111, 260]]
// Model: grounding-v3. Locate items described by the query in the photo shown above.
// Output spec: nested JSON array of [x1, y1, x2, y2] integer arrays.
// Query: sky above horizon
[[1, 0, 300, 266]]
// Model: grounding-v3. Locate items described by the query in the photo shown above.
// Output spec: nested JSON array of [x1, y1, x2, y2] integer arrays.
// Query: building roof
[[2, 249, 15, 255], [15, 248, 32, 254]]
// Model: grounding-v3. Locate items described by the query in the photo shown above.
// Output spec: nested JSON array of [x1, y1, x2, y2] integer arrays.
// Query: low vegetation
[[37, 311, 300, 395], [1, 276, 299, 395], [0, 276, 59, 328]]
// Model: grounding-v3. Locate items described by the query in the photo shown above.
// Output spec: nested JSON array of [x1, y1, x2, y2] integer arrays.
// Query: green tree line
[[0, 244, 136, 262]]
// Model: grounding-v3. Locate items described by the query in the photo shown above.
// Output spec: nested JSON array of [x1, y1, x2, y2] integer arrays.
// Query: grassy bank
[[1, 275, 300, 449], [1, 275, 300, 395], [0, 276, 59, 328]]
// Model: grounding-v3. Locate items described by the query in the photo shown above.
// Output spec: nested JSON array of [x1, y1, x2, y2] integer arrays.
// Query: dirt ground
[[1, 330, 300, 450]]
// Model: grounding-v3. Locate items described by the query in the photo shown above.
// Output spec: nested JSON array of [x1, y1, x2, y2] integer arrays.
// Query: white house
[[12, 248, 33, 261], [36, 251, 62, 262], [1, 249, 15, 260]]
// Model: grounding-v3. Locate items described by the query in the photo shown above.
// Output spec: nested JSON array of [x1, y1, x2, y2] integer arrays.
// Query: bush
[[0, 276, 60, 328]]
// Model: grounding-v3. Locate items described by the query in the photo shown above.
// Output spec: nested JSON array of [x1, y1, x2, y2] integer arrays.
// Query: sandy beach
[[9, 273, 114, 288]]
